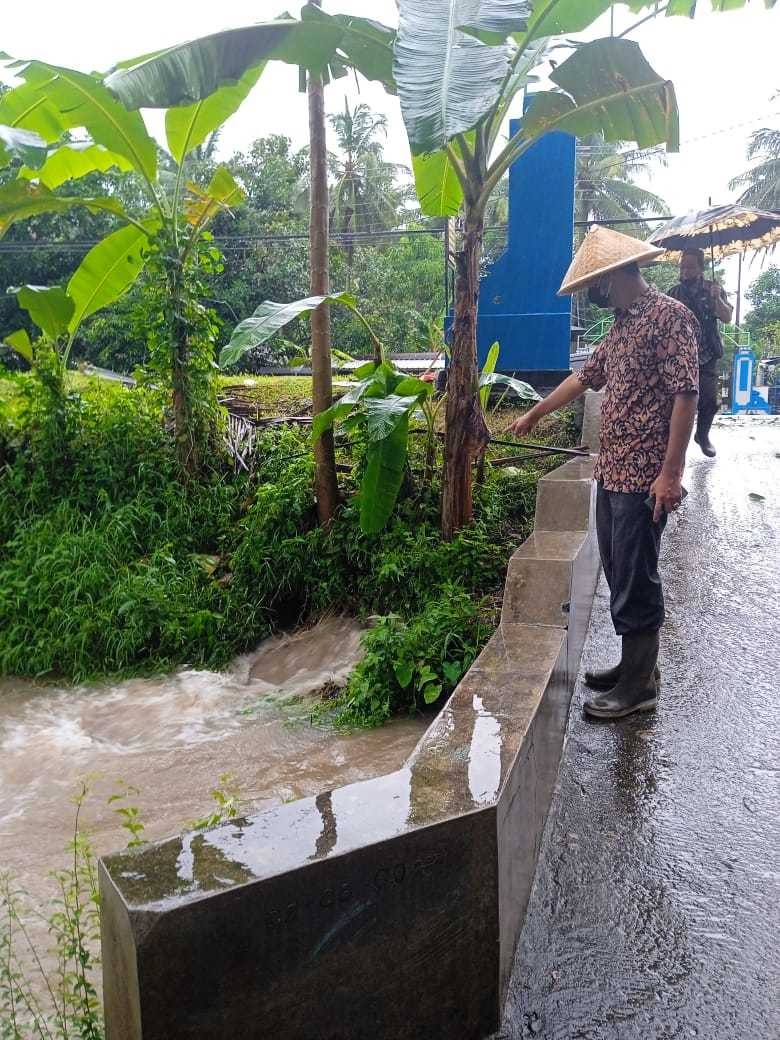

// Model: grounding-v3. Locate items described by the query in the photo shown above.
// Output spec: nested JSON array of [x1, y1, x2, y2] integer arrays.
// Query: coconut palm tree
[[575, 133, 670, 241], [729, 122, 780, 211], [327, 99, 408, 246], [573, 134, 670, 329]]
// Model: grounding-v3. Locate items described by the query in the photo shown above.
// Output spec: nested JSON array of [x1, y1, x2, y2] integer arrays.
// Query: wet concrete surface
[[98, 457, 601, 1040], [493, 422, 780, 1039]]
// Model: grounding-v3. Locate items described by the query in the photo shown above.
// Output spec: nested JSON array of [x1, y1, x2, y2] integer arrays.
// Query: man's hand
[[505, 374, 587, 438], [506, 410, 538, 438], [649, 470, 683, 523], [710, 281, 733, 321]]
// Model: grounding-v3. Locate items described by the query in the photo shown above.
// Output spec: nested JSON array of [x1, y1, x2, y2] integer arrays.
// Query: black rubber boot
[[584, 630, 660, 720], [694, 412, 717, 458], [584, 660, 661, 690]]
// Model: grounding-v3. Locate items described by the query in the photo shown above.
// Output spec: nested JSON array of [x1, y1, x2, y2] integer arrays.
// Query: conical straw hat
[[557, 225, 665, 295]]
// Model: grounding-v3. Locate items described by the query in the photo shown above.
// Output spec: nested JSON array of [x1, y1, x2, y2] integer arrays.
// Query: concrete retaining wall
[[99, 393, 604, 1040]]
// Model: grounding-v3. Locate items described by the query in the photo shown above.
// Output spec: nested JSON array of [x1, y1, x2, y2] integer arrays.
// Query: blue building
[[448, 117, 576, 389]]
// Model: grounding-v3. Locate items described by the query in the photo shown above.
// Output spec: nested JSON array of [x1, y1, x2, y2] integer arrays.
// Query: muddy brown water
[[0, 616, 428, 963]]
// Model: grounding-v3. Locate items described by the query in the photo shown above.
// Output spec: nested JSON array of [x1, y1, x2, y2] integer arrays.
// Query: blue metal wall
[[472, 118, 575, 373]]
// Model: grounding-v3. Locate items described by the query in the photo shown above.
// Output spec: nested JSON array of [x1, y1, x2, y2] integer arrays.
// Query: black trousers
[[698, 359, 720, 425], [596, 483, 668, 636]]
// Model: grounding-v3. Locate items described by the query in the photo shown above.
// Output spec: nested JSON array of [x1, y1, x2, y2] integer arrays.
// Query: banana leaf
[[394, 1, 510, 155], [0, 124, 47, 168], [165, 65, 266, 164], [364, 395, 422, 442], [220, 292, 358, 368], [479, 372, 541, 402], [10, 62, 157, 182], [3, 329, 33, 363], [479, 341, 500, 411], [360, 413, 410, 534], [9, 285, 74, 340], [18, 142, 133, 189], [184, 166, 246, 226], [66, 220, 158, 334], [0, 81, 70, 143], [456, 3, 531, 45], [0, 180, 129, 240], [105, 10, 395, 112], [519, 37, 679, 152], [311, 376, 378, 442]]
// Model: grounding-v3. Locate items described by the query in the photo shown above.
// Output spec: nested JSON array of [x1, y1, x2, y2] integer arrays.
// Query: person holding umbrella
[[508, 226, 700, 721], [649, 203, 780, 454], [668, 247, 733, 458]]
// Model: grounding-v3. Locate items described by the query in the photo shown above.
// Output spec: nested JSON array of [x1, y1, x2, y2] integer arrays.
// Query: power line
[[0, 217, 681, 257], [574, 109, 780, 181], [0, 226, 452, 254]]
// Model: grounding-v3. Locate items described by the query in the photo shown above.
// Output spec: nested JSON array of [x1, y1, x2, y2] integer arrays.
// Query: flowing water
[[0, 616, 428, 942]]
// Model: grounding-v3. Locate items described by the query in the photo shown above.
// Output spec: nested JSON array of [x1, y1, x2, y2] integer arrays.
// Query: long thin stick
[[409, 428, 590, 458], [483, 436, 590, 458], [490, 454, 561, 467]]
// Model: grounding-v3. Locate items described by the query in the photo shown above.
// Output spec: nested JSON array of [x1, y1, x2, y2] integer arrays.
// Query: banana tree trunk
[[441, 208, 490, 540], [307, 0, 340, 527]]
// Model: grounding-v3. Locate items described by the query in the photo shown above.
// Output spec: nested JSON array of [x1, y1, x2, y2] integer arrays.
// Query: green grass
[[216, 375, 316, 415]]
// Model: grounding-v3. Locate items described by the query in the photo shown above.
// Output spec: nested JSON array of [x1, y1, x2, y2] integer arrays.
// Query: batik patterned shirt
[[577, 286, 700, 493]]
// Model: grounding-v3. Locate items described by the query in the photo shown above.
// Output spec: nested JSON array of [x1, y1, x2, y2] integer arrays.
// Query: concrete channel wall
[[99, 394, 604, 1040]]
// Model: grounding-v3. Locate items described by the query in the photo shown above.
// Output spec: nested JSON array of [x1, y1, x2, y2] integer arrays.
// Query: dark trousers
[[596, 483, 668, 636], [698, 360, 720, 425]]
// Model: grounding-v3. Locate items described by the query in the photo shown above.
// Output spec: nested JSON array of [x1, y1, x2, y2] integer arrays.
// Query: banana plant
[[0, 60, 249, 471], [220, 291, 433, 533], [395, 2, 682, 539], [474, 340, 541, 484], [220, 294, 541, 531], [126, 0, 765, 526], [478, 341, 540, 412], [392, 0, 775, 537], [102, 5, 398, 511]]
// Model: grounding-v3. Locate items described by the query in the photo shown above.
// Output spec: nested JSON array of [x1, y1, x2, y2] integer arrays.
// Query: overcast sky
[[3, 1, 779, 309]]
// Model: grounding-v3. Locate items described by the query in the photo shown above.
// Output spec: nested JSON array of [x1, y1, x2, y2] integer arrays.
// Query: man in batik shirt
[[668, 247, 733, 458], [508, 226, 700, 721]]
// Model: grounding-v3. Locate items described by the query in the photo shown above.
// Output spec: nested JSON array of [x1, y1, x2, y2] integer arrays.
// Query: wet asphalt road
[[494, 422, 780, 1040]]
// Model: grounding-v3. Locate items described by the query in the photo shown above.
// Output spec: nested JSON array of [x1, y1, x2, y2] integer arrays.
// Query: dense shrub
[[326, 588, 493, 727], [0, 376, 562, 720]]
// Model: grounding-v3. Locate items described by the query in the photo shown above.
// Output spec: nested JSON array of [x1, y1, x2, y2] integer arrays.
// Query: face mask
[[587, 278, 612, 309]]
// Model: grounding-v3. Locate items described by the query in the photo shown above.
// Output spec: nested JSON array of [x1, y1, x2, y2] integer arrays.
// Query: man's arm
[[711, 283, 733, 323], [506, 373, 586, 437], [649, 391, 698, 522]]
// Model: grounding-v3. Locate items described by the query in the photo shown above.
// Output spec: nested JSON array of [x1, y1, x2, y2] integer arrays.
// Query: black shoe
[[583, 682, 658, 719], [584, 631, 660, 721], [584, 661, 661, 690], [694, 431, 716, 458]]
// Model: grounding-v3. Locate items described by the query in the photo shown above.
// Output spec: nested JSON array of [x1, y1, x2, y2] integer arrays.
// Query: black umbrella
[[648, 204, 780, 271]]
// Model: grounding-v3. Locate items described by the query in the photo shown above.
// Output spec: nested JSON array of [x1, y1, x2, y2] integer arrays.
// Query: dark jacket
[[667, 279, 726, 365]]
